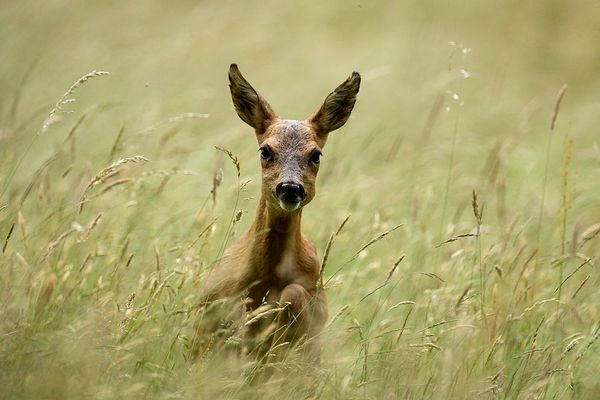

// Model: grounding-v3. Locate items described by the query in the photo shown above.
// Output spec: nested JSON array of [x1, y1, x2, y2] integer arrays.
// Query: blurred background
[[2, 1, 600, 227], [1, 1, 600, 399]]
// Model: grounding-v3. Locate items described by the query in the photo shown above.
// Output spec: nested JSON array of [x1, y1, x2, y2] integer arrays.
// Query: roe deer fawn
[[194, 64, 360, 360]]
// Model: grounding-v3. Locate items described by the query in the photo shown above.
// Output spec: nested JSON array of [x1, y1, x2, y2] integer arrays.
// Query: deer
[[193, 64, 360, 361]]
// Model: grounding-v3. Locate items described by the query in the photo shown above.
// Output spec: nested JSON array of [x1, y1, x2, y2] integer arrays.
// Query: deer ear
[[307, 71, 360, 137], [229, 64, 277, 133]]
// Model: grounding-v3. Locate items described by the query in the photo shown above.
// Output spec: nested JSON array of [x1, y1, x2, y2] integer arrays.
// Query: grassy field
[[2, 1, 600, 399]]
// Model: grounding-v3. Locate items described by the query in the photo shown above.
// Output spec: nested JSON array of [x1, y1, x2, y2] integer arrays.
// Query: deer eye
[[259, 147, 273, 161], [309, 151, 322, 165]]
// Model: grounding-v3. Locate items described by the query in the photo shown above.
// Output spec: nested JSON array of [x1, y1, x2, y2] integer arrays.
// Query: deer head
[[228, 64, 360, 213]]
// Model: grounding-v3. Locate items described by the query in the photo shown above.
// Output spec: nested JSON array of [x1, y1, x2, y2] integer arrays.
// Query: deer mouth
[[278, 198, 301, 212], [274, 193, 302, 212]]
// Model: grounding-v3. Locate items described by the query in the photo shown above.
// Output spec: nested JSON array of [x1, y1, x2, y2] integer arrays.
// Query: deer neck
[[250, 195, 302, 274]]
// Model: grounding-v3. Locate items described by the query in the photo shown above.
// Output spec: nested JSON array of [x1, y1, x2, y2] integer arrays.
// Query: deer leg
[[271, 283, 327, 359], [190, 297, 250, 361]]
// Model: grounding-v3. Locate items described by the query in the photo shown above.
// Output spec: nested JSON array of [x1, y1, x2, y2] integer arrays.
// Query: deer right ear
[[228, 64, 277, 133], [307, 71, 361, 137]]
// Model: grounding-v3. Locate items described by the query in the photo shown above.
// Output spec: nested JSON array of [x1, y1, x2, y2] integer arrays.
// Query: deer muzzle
[[275, 182, 306, 212]]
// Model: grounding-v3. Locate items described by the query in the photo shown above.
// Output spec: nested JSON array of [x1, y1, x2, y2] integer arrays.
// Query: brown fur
[[194, 64, 360, 359]]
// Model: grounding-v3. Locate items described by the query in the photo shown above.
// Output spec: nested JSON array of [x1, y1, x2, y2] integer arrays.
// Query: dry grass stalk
[[388, 301, 415, 311], [155, 175, 171, 195], [78, 155, 149, 213], [211, 154, 224, 207], [563, 335, 584, 355], [319, 214, 351, 286], [18, 154, 58, 208], [558, 134, 574, 301], [536, 83, 568, 269], [435, 233, 479, 248], [9, 57, 39, 124], [554, 257, 593, 294], [354, 224, 402, 258], [245, 306, 286, 327], [35, 273, 57, 314], [41, 228, 75, 262], [571, 274, 590, 299], [454, 285, 471, 313], [83, 213, 103, 239], [14, 251, 30, 268], [511, 298, 558, 320], [119, 292, 136, 335], [98, 177, 135, 196], [138, 112, 209, 135], [215, 146, 240, 179], [117, 237, 130, 263], [42, 70, 110, 133], [550, 84, 568, 131], [572, 325, 600, 370], [154, 245, 161, 272], [569, 223, 579, 258], [62, 113, 87, 148], [17, 210, 27, 242], [2, 222, 15, 254], [267, 340, 290, 354], [142, 169, 198, 178], [472, 189, 480, 221], [108, 123, 126, 162], [326, 304, 351, 328], [84, 155, 148, 192], [324, 223, 402, 287], [125, 253, 135, 268], [184, 217, 218, 253], [578, 223, 600, 249], [385, 255, 404, 284], [420, 92, 445, 141], [359, 255, 405, 303], [485, 335, 503, 365], [408, 342, 442, 351]]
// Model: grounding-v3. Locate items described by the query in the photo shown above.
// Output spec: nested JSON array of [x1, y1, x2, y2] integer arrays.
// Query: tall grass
[[1, 1, 600, 399]]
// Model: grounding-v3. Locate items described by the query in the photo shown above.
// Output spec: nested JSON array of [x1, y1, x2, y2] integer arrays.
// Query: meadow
[[1, 1, 600, 398]]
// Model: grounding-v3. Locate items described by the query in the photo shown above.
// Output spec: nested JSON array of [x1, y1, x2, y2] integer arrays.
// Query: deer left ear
[[307, 71, 361, 137], [229, 64, 277, 134]]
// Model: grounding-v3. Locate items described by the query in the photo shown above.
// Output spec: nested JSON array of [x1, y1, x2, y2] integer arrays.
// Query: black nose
[[275, 182, 306, 203]]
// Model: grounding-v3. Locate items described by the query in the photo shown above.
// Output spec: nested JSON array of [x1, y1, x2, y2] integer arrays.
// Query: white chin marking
[[279, 200, 300, 212]]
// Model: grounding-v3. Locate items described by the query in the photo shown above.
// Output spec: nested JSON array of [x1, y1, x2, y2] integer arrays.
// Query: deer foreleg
[[270, 283, 327, 358]]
